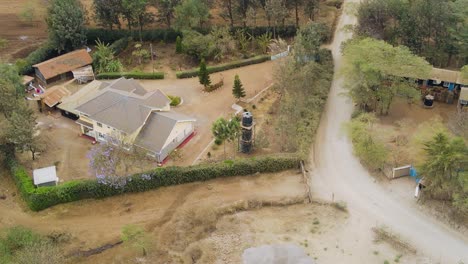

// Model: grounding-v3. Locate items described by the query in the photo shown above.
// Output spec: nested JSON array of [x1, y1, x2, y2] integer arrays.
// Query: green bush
[[168, 95, 181, 106], [4, 149, 299, 211], [109, 37, 131, 55], [86, 28, 182, 45], [176, 55, 271, 79], [85, 26, 297, 46], [96, 71, 165, 80], [15, 44, 58, 75]]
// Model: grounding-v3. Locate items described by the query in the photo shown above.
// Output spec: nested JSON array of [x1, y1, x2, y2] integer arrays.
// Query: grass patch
[[372, 226, 417, 254]]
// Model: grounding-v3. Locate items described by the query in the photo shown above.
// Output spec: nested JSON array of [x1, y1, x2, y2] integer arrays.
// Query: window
[[97, 122, 102, 128], [97, 132, 106, 141]]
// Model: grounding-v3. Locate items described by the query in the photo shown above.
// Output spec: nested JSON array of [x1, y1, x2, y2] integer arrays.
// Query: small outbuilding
[[33, 166, 59, 187], [33, 49, 93, 87], [459, 87, 468, 110]]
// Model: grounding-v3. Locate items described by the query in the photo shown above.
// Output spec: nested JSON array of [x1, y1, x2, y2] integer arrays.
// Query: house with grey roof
[[72, 77, 195, 162]]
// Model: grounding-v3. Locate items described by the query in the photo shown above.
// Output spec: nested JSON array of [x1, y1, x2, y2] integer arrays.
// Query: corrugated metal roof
[[58, 80, 105, 115], [33, 49, 92, 80], [74, 78, 171, 133], [136, 112, 196, 153], [33, 166, 58, 185], [41, 86, 71, 107], [430, 68, 467, 85]]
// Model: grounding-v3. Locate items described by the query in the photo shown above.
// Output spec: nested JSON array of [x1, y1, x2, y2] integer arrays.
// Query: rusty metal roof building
[[33, 49, 92, 81]]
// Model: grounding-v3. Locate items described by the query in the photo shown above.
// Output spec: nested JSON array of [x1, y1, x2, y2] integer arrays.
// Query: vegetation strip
[[176, 55, 271, 79], [4, 150, 299, 211], [96, 72, 165, 80]]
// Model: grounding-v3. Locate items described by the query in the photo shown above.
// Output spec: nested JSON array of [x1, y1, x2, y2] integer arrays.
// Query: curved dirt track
[[310, 1, 468, 263]]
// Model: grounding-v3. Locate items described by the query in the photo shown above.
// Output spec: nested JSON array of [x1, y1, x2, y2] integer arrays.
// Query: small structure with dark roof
[[33, 49, 93, 86]]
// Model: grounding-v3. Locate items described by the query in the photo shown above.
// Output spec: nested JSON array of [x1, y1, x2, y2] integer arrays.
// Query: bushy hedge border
[[176, 55, 271, 79], [86, 28, 182, 45], [85, 26, 297, 46], [15, 44, 58, 75], [96, 71, 165, 80], [4, 152, 299, 211]]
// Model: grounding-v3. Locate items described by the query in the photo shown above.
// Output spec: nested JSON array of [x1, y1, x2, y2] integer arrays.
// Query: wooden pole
[[150, 43, 154, 74]]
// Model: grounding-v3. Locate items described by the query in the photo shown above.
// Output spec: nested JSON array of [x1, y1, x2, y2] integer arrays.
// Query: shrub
[[168, 95, 181, 106], [15, 44, 58, 75], [4, 148, 299, 211], [176, 55, 271, 78], [85, 28, 182, 45], [96, 71, 165, 80], [326, 0, 344, 8], [109, 37, 131, 55]]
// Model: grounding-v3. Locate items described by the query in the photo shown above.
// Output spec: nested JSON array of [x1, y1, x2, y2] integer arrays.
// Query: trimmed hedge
[[4, 152, 300, 211], [176, 55, 271, 79], [96, 71, 165, 80]]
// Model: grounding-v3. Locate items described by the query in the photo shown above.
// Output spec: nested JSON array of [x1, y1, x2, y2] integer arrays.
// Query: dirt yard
[[0, 166, 421, 264], [0, 0, 48, 61]]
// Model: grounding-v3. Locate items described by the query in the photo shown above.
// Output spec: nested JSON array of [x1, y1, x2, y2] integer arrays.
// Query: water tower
[[239, 112, 255, 153]]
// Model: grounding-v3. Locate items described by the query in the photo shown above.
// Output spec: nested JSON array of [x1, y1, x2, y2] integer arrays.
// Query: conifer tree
[[232, 74, 246, 100], [198, 59, 211, 88], [175, 36, 183, 53]]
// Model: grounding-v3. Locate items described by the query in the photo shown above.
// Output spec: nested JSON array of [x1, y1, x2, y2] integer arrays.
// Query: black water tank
[[242, 112, 253, 127], [242, 130, 252, 140]]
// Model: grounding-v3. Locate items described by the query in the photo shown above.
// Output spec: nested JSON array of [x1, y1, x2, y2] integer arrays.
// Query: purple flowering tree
[[87, 140, 149, 188]]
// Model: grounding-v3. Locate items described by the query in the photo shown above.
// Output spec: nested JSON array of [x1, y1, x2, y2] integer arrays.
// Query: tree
[[256, 32, 271, 54], [294, 22, 324, 64], [285, 0, 302, 27], [174, 0, 210, 30], [175, 35, 183, 53], [420, 133, 468, 212], [0, 80, 17, 119], [304, 0, 319, 21], [46, 0, 86, 53], [220, 0, 235, 27], [5, 102, 38, 158], [93, 0, 122, 30], [198, 59, 211, 88], [232, 74, 246, 100], [88, 138, 147, 178], [93, 39, 123, 73], [132, 43, 150, 65], [153, 0, 181, 28], [0, 63, 23, 95], [181, 30, 217, 59], [121, 0, 153, 42], [235, 0, 252, 27], [121, 225, 150, 256], [210, 27, 236, 60], [342, 38, 431, 115], [211, 117, 240, 157], [264, 0, 287, 38]]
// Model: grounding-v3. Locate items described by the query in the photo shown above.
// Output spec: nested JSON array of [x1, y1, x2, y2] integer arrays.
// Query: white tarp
[[33, 166, 58, 186]]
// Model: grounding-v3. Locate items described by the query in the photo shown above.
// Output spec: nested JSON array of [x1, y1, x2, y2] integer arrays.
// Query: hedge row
[[176, 55, 271, 79], [96, 71, 165, 80], [15, 44, 58, 75], [85, 25, 298, 46], [4, 152, 300, 211], [86, 28, 182, 45]]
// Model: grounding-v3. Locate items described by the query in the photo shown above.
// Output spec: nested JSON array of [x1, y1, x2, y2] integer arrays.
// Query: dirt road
[[310, 1, 468, 263]]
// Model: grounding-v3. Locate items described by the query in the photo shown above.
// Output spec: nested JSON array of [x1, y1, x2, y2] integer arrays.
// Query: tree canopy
[[174, 0, 210, 30], [342, 37, 431, 115], [46, 0, 86, 53]]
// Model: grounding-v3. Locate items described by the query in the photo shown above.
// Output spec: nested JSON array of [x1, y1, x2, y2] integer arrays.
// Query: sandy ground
[[16, 113, 94, 182], [0, 0, 48, 61], [139, 60, 276, 166], [310, 1, 468, 263]]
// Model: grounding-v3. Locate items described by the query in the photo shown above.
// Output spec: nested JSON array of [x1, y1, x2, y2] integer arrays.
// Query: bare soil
[[0, 0, 48, 61]]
